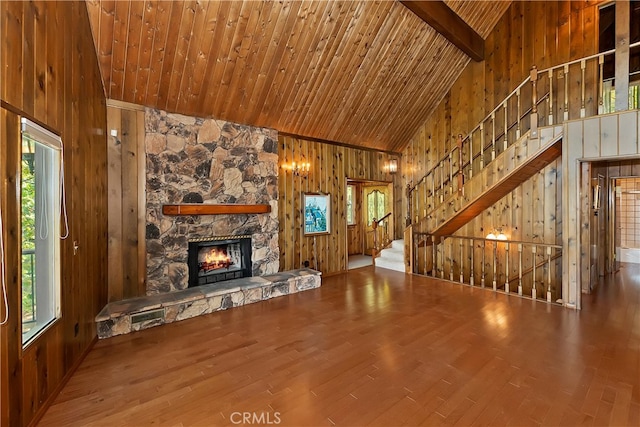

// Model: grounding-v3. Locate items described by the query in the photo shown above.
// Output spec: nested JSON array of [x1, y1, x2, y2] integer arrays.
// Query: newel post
[[530, 65, 539, 139]]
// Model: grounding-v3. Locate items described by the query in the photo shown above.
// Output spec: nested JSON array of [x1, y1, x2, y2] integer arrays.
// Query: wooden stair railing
[[410, 126, 561, 240], [426, 130, 563, 238], [372, 212, 393, 259], [411, 232, 562, 303], [407, 93, 550, 214]]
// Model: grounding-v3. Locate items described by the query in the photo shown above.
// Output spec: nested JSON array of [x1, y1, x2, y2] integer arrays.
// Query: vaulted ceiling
[[86, 0, 510, 152]]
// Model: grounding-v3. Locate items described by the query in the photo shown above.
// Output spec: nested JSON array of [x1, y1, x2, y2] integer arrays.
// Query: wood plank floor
[[39, 265, 640, 426]]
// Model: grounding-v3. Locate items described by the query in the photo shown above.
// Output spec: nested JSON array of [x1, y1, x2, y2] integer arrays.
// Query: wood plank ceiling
[[86, 0, 510, 153]]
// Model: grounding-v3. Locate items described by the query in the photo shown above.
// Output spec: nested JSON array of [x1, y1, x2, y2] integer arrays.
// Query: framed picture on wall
[[303, 193, 331, 235]]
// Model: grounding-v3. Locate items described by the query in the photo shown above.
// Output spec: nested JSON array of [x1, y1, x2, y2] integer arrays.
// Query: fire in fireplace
[[187, 236, 252, 287]]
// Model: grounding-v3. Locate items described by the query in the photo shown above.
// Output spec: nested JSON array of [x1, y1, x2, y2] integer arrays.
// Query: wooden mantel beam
[[162, 204, 271, 216], [400, 0, 485, 62]]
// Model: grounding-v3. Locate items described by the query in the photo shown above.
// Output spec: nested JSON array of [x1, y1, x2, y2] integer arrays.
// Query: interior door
[[363, 185, 389, 255], [346, 182, 363, 256]]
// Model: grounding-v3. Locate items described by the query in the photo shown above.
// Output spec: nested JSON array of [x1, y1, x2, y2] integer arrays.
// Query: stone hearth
[[96, 269, 322, 338]]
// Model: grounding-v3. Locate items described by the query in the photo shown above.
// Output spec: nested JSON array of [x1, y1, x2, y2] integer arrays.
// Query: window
[[599, 2, 640, 113], [21, 118, 62, 346], [602, 81, 640, 113], [346, 185, 356, 225], [367, 190, 386, 226]]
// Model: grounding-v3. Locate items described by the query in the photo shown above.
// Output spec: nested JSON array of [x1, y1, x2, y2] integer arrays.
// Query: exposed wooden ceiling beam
[[400, 0, 485, 62]]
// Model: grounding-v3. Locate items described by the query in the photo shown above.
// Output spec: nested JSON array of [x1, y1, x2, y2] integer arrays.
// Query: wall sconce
[[486, 228, 507, 240], [291, 160, 310, 177], [387, 158, 398, 174]]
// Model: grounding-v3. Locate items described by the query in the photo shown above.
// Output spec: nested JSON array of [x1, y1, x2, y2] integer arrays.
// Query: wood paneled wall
[[279, 136, 401, 275], [0, 2, 107, 426], [102, 107, 405, 290], [402, 0, 602, 246], [106, 101, 146, 301]]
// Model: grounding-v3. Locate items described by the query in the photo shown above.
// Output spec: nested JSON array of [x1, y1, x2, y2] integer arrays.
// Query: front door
[[363, 185, 390, 255]]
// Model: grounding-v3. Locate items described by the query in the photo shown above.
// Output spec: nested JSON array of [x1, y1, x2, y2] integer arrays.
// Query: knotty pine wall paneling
[[106, 101, 147, 301], [0, 1, 108, 426], [0, 109, 23, 427], [279, 135, 401, 275]]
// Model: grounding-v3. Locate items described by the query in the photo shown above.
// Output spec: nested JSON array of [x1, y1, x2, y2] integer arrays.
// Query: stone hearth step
[[375, 239, 406, 273], [96, 269, 322, 339]]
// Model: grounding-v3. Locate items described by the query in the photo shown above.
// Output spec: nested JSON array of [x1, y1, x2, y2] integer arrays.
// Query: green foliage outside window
[[347, 185, 355, 225], [367, 190, 385, 225], [21, 140, 36, 327], [603, 83, 640, 113]]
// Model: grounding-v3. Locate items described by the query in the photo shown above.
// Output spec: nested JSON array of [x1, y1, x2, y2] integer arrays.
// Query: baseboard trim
[[27, 336, 98, 427]]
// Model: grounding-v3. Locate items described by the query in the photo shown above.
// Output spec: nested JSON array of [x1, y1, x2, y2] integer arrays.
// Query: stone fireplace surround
[[145, 108, 280, 294], [94, 109, 322, 338]]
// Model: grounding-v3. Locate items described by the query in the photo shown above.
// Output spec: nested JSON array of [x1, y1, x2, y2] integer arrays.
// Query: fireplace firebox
[[187, 236, 252, 287]]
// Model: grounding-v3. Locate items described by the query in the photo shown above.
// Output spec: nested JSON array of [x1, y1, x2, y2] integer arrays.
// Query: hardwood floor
[[39, 265, 640, 426]]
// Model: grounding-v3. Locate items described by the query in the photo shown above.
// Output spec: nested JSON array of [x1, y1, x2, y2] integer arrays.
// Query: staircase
[[419, 126, 563, 239], [375, 240, 406, 272], [405, 43, 640, 308]]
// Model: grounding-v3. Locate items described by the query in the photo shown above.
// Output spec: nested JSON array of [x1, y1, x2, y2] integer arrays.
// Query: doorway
[[613, 177, 640, 265], [346, 179, 393, 270]]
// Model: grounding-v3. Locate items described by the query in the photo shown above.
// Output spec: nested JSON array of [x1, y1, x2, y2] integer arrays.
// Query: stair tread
[[380, 247, 403, 255], [375, 258, 405, 272]]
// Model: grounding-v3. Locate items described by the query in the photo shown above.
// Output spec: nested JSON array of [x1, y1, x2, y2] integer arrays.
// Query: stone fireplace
[[145, 108, 279, 294], [95, 108, 321, 339], [187, 236, 252, 287]]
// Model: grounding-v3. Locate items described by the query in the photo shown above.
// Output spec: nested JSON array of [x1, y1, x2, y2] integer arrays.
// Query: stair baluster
[[459, 240, 464, 284], [449, 240, 454, 282], [505, 242, 510, 294], [598, 55, 605, 114], [563, 64, 569, 121], [518, 243, 523, 296], [481, 240, 486, 288], [468, 133, 474, 179], [438, 239, 443, 278], [516, 89, 521, 139], [547, 69, 554, 125], [531, 245, 537, 299], [492, 240, 498, 291], [491, 112, 496, 160], [547, 246, 552, 302], [530, 65, 539, 138], [469, 239, 474, 287], [432, 235, 437, 277], [503, 101, 508, 152], [457, 134, 464, 194], [580, 59, 587, 118], [479, 123, 485, 170]]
